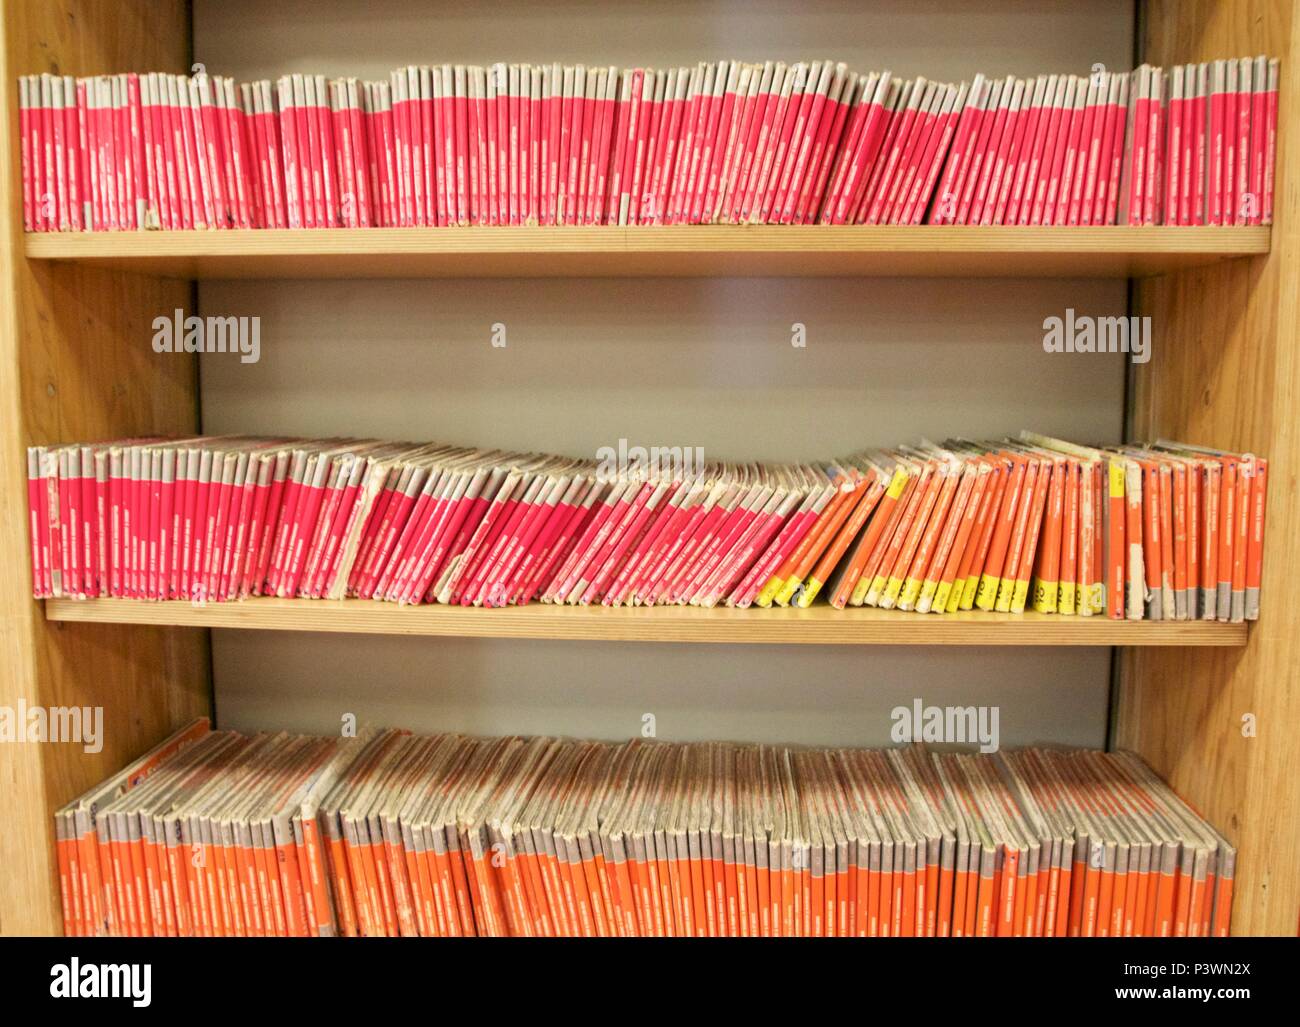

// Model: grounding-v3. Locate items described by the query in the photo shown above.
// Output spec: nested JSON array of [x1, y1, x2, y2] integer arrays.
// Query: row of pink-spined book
[[27, 432, 1267, 622], [17, 56, 1277, 232]]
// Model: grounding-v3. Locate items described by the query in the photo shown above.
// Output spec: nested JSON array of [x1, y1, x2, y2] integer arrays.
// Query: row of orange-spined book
[[17, 55, 1277, 232], [27, 431, 1266, 621], [56, 718, 1236, 938]]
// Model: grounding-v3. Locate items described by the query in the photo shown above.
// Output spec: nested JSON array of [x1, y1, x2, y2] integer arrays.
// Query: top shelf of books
[[23, 225, 1270, 280]]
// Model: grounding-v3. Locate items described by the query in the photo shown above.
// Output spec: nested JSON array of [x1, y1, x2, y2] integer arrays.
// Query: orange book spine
[[975, 455, 1026, 610], [1245, 457, 1267, 618]]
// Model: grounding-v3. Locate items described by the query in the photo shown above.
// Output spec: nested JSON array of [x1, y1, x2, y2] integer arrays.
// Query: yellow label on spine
[[850, 578, 871, 606], [774, 576, 803, 607], [886, 468, 909, 500], [756, 576, 783, 608], [1032, 578, 1058, 614], [1010, 579, 1030, 613], [883, 575, 906, 604], [958, 575, 980, 610], [899, 577, 923, 607], [975, 573, 1000, 611], [1088, 582, 1104, 614], [1058, 581, 1077, 615], [932, 581, 952, 613], [994, 577, 1015, 613], [796, 577, 823, 608], [1109, 460, 1125, 498]]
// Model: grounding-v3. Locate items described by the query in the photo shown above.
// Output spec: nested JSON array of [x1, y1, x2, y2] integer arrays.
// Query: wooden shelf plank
[[44, 597, 1249, 646], [24, 225, 1270, 280]]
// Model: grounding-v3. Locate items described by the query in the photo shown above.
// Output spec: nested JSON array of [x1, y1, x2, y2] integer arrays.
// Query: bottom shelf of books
[[59, 717, 1233, 938]]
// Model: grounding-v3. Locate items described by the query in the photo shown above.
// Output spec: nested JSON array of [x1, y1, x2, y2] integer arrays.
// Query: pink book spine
[[431, 71, 449, 227], [166, 77, 193, 230], [26, 453, 45, 595], [496, 483, 571, 605], [303, 78, 326, 228], [375, 481, 439, 600], [734, 68, 780, 223], [78, 78, 96, 231], [1263, 62, 1278, 224], [602, 70, 628, 224], [1031, 83, 1067, 225], [781, 67, 834, 224], [1104, 82, 1129, 226], [62, 453, 82, 596], [409, 480, 485, 603], [292, 80, 316, 227], [452, 69, 468, 225], [65, 77, 82, 230], [1043, 85, 1081, 226], [730, 504, 817, 608], [331, 85, 356, 226], [443, 484, 518, 604], [315, 81, 339, 228], [20, 79, 34, 231], [573, 483, 654, 603], [285, 473, 332, 597], [454, 485, 533, 603], [265, 464, 306, 596], [798, 74, 851, 224], [278, 80, 302, 228], [672, 68, 706, 224], [313, 476, 363, 599], [1208, 68, 1224, 225], [169, 454, 188, 599], [344, 83, 368, 228], [857, 88, 911, 222], [546, 489, 622, 602], [757, 68, 807, 223], [1143, 73, 1164, 225], [517, 494, 596, 605], [353, 476, 416, 598], [1249, 62, 1267, 225], [842, 82, 899, 224], [604, 490, 684, 605], [1087, 84, 1118, 225], [910, 90, 963, 225], [617, 493, 697, 604], [1071, 83, 1105, 226], [346, 477, 399, 594], [1222, 71, 1238, 226], [1164, 73, 1183, 224], [144, 455, 160, 599], [659, 500, 732, 605], [678, 494, 761, 604], [387, 485, 452, 603], [584, 488, 668, 605], [1235, 63, 1253, 224], [893, 89, 944, 224], [91, 455, 108, 596], [250, 464, 288, 596], [221, 468, 257, 600], [464, 488, 538, 606], [689, 68, 727, 224], [178, 455, 201, 599]]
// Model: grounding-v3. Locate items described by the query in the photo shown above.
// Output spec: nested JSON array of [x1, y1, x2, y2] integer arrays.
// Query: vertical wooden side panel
[[0, 2, 208, 936], [1121, 0, 1300, 935]]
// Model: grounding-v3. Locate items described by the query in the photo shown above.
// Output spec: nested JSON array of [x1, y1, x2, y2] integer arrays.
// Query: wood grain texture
[[24, 225, 1270, 280], [0, 2, 209, 937], [1120, 0, 1300, 936], [43, 597, 1248, 647]]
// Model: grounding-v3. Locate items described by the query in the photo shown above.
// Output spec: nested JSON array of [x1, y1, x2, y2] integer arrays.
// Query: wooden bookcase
[[1, 0, 1296, 936]]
